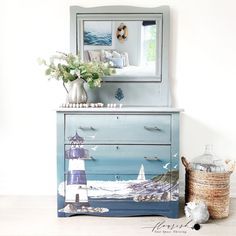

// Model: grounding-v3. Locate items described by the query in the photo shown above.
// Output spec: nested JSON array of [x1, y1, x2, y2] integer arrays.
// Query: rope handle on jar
[[181, 156, 191, 170]]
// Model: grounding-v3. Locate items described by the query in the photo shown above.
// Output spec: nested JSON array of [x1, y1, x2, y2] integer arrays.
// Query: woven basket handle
[[181, 156, 191, 170]]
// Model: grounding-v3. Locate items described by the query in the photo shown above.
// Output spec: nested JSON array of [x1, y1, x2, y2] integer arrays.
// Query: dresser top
[[56, 106, 183, 113]]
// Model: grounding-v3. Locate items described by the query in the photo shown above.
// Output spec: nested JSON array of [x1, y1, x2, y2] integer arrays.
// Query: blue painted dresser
[[57, 107, 181, 217]]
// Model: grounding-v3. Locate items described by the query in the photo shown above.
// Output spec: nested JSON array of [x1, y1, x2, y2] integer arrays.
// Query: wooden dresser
[[56, 5, 182, 218], [57, 107, 182, 217]]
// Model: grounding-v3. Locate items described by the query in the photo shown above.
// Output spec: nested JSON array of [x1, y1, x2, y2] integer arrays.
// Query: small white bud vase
[[67, 78, 87, 103]]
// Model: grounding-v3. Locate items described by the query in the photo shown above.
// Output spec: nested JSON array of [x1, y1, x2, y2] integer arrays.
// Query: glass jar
[[191, 145, 226, 172]]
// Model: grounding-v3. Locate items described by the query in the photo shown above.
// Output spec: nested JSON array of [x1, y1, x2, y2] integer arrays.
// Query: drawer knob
[[78, 126, 96, 131], [144, 126, 161, 131], [144, 156, 160, 161]]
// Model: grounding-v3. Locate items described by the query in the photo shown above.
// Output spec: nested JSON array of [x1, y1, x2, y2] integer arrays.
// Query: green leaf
[[92, 72, 99, 80], [39, 51, 110, 87], [45, 68, 51, 75]]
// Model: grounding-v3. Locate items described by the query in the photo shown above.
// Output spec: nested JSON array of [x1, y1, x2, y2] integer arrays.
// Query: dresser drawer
[[65, 114, 171, 144], [62, 145, 177, 209], [64, 145, 173, 176]]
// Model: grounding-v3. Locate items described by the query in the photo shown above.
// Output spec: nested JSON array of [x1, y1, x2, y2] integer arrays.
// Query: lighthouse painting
[[65, 132, 90, 206], [58, 132, 179, 216], [59, 132, 109, 214]]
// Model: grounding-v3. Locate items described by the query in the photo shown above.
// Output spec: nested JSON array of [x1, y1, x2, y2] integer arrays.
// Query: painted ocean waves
[[84, 21, 112, 46], [58, 170, 179, 215], [84, 31, 112, 46], [86, 170, 179, 201]]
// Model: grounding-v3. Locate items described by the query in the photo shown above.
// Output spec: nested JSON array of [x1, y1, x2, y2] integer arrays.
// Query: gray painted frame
[[70, 6, 170, 106]]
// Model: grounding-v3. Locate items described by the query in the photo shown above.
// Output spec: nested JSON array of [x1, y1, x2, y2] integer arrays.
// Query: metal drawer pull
[[82, 156, 96, 161], [144, 126, 161, 131], [144, 156, 160, 161], [78, 126, 96, 131]]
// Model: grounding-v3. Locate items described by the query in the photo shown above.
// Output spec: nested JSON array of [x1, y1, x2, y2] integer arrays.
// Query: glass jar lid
[[191, 145, 226, 172]]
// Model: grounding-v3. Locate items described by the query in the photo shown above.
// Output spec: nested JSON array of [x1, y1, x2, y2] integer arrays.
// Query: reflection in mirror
[[82, 20, 157, 77]]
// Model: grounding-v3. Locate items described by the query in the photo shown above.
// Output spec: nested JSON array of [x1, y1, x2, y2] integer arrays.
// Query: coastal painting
[[57, 134, 179, 216], [84, 21, 112, 46], [58, 163, 179, 215]]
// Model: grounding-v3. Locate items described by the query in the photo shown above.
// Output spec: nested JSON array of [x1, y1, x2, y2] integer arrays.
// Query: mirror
[[82, 20, 157, 77], [75, 13, 163, 82]]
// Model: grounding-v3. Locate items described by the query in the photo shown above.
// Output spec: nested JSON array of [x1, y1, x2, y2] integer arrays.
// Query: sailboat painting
[[137, 164, 146, 181]]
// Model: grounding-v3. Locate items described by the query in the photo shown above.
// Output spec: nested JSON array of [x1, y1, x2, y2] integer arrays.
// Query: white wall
[[0, 0, 236, 196]]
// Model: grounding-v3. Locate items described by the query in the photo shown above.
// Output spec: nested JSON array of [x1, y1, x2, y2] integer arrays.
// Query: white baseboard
[[179, 181, 236, 198]]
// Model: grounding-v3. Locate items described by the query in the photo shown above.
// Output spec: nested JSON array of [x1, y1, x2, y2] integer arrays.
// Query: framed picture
[[83, 21, 112, 46]]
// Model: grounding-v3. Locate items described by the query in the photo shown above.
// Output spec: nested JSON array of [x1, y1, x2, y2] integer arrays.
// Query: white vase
[[67, 78, 87, 103]]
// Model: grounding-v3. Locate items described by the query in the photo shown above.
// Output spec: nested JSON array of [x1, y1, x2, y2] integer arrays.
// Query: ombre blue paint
[[57, 109, 181, 218]]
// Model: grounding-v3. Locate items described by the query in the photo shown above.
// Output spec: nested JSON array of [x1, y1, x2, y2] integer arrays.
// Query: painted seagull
[[173, 153, 178, 158], [163, 162, 170, 170]]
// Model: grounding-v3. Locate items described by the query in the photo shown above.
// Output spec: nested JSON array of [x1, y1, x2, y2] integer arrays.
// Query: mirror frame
[[70, 6, 169, 83]]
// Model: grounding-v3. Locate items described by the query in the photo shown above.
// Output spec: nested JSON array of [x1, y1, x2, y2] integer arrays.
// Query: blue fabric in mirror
[[109, 57, 124, 68]]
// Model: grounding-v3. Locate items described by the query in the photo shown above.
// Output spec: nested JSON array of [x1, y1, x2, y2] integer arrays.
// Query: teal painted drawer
[[65, 114, 171, 144], [60, 145, 178, 211], [64, 145, 173, 176]]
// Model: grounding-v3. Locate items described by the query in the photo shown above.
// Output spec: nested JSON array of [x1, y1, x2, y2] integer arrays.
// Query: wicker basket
[[181, 156, 235, 219]]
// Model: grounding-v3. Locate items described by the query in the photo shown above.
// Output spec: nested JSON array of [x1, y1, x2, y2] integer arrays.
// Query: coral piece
[[185, 201, 209, 224]]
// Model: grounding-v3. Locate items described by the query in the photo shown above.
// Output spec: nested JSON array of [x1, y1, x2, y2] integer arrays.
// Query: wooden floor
[[0, 196, 235, 236]]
